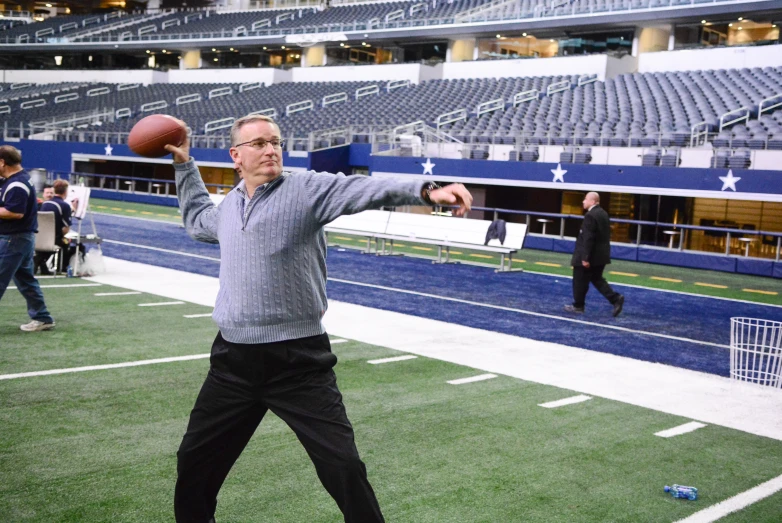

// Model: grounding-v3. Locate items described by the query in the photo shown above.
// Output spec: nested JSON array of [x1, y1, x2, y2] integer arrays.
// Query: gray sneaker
[[20, 320, 56, 332]]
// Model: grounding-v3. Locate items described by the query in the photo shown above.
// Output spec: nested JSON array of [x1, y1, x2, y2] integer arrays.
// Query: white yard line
[[95, 291, 142, 296], [0, 354, 210, 381], [183, 313, 213, 318], [368, 355, 418, 365], [103, 239, 220, 261], [673, 474, 782, 523], [655, 421, 707, 438], [82, 258, 782, 442], [447, 373, 498, 385], [539, 394, 592, 409], [328, 278, 730, 349], [9, 283, 103, 290], [330, 339, 348, 344], [138, 301, 185, 307]]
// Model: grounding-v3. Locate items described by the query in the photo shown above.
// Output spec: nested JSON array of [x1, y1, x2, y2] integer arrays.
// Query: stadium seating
[[1, 0, 753, 42], [1, 66, 780, 160]]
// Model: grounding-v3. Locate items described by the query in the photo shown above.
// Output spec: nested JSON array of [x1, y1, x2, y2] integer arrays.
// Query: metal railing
[[0, 0, 762, 44], [51, 171, 232, 198], [45, 169, 782, 262], [476, 207, 782, 262]]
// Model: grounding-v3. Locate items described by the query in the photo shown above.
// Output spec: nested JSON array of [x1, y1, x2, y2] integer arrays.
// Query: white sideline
[[654, 421, 707, 438], [368, 355, 418, 365], [184, 313, 213, 318], [447, 373, 497, 385], [673, 474, 782, 523], [329, 278, 730, 349], [0, 354, 210, 381], [95, 291, 142, 296], [79, 257, 782, 442], [330, 339, 348, 344], [539, 394, 592, 408], [138, 301, 185, 307]]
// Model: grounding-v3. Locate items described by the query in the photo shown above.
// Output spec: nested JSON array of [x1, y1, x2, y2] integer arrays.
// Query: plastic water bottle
[[664, 484, 698, 500], [66, 265, 73, 278]]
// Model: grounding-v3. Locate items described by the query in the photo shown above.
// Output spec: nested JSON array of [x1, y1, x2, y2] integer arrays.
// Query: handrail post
[[777, 237, 781, 262], [725, 232, 731, 256], [559, 217, 565, 239], [636, 225, 642, 246]]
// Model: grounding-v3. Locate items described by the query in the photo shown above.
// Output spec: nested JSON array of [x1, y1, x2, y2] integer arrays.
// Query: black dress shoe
[[564, 305, 584, 313], [612, 295, 625, 317]]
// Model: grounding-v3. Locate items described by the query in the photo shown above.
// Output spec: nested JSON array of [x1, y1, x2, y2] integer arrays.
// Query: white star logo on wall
[[551, 163, 567, 183], [422, 158, 435, 175], [718, 170, 741, 191], [104, 144, 113, 156]]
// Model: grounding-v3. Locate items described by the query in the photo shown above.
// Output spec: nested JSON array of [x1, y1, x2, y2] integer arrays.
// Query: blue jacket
[[0, 170, 37, 235]]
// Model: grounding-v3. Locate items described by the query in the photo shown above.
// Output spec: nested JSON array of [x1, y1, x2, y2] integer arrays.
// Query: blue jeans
[[0, 232, 54, 323]]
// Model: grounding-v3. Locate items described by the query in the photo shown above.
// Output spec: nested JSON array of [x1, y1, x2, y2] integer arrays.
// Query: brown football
[[128, 114, 187, 158]]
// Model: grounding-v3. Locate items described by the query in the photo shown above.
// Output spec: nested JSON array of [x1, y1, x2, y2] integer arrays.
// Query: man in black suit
[[564, 192, 624, 317]]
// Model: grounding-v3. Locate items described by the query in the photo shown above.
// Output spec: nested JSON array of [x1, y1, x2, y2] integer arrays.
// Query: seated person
[[37, 183, 53, 208], [34, 180, 75, 274]]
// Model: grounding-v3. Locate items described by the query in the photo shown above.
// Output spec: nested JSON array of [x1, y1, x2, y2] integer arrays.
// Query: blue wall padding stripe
[[638, 247, 738, 273], [612, 244, 639, 262], [735, 257, 775, 277], [524, 236, 554, 250]]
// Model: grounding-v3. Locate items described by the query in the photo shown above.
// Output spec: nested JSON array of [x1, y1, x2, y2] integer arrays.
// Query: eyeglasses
[[234, 138, 285, 150]]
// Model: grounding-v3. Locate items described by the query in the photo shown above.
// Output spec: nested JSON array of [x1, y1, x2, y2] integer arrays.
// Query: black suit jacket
[[571, 205, 611, 267]]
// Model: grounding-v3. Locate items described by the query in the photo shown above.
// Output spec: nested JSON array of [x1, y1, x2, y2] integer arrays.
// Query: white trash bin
[[730, 317, 782, 389]]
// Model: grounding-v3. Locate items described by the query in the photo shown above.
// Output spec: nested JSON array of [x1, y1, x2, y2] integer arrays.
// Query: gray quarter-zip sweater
[[174, 158, 426, 344]]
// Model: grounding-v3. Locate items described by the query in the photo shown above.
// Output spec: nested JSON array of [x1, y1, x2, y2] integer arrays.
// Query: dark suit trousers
[[572, 265, 620, 308], [174, 332, 384, 523]]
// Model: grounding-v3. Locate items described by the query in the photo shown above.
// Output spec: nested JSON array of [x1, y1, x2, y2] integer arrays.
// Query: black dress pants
[[174, 332, 384, 523], [572, 264, 620, 308]]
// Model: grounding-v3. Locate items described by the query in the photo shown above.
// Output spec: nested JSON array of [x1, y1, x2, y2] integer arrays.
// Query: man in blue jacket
[[0, 145, 55, 331], [166, 114, 472, 523]]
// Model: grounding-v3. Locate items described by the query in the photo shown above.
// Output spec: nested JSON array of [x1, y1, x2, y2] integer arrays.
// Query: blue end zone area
[[93, 213, 782, 378]]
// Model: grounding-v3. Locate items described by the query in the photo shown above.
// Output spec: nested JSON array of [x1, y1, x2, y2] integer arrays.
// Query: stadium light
[[45, 3, 52, 6], [54, 56, 62, 66], [496, 34, 501, 38], [729, 23, 733, 27], [738, 17, 743, 21], [522, 32, 527, 37], [263, 46, 267, 50], [701, 20, 706, 24]]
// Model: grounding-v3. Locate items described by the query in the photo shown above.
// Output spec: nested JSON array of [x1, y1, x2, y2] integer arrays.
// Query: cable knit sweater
[[174, 159, 426, 343]]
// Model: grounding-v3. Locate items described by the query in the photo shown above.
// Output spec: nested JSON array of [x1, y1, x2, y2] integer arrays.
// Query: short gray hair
[[230, 114, 279, 146]]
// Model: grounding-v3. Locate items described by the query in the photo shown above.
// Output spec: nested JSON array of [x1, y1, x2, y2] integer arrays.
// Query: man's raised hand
[[429, 183, 473, 217], [164, 117, 192, 164]]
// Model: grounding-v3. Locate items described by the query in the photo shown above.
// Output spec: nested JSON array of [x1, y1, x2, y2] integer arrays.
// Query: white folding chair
[[35, 211, 62, 277]]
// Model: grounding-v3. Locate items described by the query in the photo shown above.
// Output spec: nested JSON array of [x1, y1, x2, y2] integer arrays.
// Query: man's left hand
[[582, 260, 590, 268], [429, 183, 473, 217]]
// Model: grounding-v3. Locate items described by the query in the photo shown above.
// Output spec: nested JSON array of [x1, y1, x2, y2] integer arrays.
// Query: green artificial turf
[[2, 283, 781, 522]]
